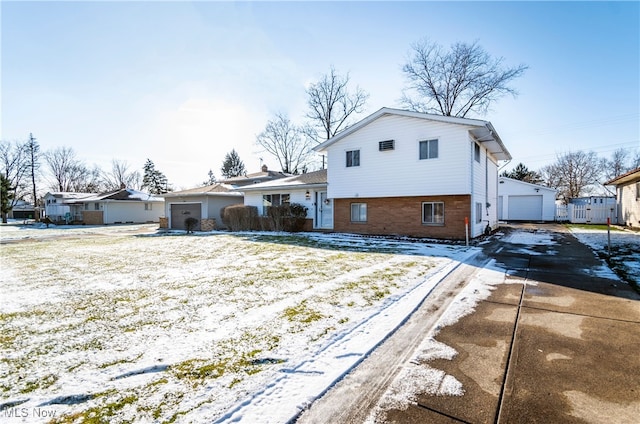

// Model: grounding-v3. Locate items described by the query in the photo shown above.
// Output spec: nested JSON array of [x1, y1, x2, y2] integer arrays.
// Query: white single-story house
[[78, 188, 164, 225], [241, 169, 328, 231], [312, 107, 512, 240], [43, 192, 94, 222], [161, 183, 244, 231], [497, 177, 557, 222], [605, 167, 640, 229]]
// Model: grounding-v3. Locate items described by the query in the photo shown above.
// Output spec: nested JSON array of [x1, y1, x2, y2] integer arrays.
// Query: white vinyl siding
[[326, 115, 473, 199]]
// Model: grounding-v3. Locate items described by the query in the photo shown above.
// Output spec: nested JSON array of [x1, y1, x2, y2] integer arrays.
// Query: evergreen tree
[[221, 149, 246, 178], [1, 173, 15, 224], [203, 169, 216, 185], [142, 159, 169, 194], [501, 163, 543, 184]]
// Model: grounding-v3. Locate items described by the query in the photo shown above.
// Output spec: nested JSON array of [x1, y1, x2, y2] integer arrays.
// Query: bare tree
[[45, 146, 101, 192], [0, 140, 29, 206], [540, 151, 602, 202], [25, 134, 41, 211], [256, 113, 315, 174], [102, 159, 141, 191], [401, 39, 528, 117], [306, 66, 369, 142]]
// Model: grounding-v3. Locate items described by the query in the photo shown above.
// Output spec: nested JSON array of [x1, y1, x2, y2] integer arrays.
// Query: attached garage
[[498, 177, 557, 222], [170, 203, 202, 231], [161, 183, 244, 231]]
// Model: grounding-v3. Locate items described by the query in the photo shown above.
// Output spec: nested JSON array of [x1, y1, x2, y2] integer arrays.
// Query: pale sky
[[2, 1, 639, 190]]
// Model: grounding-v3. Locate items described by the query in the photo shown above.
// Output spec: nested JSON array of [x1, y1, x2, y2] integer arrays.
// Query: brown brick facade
[[333, 195, 472, 240], [82, 210, 104, 225]]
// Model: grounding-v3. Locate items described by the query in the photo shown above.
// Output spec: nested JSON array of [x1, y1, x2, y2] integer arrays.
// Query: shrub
[[265, 203, 308, 232], [184, 217, 198, 234], [221, 205, 258, 231]]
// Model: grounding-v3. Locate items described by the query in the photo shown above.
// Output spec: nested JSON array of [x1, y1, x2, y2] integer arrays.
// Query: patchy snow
[[503, 229, 558, 256], [0, 223, 476, 423], [569, 227, 640, 286], [365, 261, 510, 422]]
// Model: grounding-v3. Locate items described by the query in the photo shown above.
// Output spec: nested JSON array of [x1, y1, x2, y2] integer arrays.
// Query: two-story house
[[313, 108, 512, 240]]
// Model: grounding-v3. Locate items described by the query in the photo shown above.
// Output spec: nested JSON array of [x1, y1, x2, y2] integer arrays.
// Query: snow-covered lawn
[[0, 223, 474, 423], [569, 226, 640, 288]]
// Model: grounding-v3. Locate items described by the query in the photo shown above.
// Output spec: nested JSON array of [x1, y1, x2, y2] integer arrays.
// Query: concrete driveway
[[297, 223, 640, 423]]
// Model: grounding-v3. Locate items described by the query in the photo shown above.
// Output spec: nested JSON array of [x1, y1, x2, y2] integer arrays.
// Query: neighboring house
[[161, 183, 244, 231], [8, 200, 36, 220], [241, 169, 329, 231], [497, 177, 557, 222], [78, 188, 164, 225], [219, 164, 290, 187], [605, 167, 640, 229], [313, 107, 512, 240], [44, 192, 94, 223]]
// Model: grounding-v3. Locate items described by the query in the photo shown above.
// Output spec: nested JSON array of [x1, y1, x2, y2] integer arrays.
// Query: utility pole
[[27, 133, 41, 220]]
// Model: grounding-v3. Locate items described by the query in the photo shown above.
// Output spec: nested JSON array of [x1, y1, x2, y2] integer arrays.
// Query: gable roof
[[219, 169, 291, 186], [44, 192, 94, 201], [604, 167, 640, 186], [498, 176, 556, 193], [82, 189, 163, 202], [313, 107, 511, 161], [240, 169, 327, 192], [162, 183, 243, 197]]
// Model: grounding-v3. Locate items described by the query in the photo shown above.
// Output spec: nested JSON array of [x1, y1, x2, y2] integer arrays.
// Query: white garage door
[[508, 195, 543, 221]]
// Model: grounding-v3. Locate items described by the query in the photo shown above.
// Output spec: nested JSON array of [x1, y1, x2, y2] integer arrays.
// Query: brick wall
[[82, 210, 104, 225], [333, 195, 471, 240], [159, 217, 168, 229], [201, 218, 216, 232]]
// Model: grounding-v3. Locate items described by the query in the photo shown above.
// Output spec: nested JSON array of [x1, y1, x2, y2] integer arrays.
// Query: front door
[[317, 191, 333, 229]]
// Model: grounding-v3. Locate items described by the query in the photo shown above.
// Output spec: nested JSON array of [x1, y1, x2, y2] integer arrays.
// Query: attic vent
[[379, 140, 395, 151]]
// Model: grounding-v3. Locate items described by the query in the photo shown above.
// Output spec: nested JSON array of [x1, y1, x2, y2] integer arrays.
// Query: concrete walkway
[[297, 224, 640, 423]]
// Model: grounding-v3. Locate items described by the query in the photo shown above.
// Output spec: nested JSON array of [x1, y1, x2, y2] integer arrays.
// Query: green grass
[[566, 223, 624, 231]]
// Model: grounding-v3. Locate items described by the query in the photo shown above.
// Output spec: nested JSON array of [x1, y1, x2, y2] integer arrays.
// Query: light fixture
[[324, 198, 330, 205], [305, 190, 311, 200]]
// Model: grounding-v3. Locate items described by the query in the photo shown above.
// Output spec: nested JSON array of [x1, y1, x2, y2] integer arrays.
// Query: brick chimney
[[120, 182, 126, 189], [261, 164, 268, 172]]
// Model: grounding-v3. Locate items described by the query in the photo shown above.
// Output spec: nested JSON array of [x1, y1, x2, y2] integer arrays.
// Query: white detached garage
[[498, 177, 557, 221]]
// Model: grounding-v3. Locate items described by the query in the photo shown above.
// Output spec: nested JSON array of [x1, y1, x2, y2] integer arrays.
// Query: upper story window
[[145, 203, 152, 211], [474, 143, 481, 162], [346, 150, 360, 167], [419, 139, 438, 160]]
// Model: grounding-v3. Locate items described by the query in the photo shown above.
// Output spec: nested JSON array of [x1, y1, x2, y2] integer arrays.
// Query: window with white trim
[[422, 202, 444, 225], [419, 139, 438, 160], [145, 203, 152, 211], [346, 150, 360, 167], [475, 202, 482, 223], [350, 203, 367, 222], [474, 143, 481, 162], [262, 194, 290, 214]]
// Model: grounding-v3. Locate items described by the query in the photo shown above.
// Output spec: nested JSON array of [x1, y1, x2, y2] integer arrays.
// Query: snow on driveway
[[0, 223, 475, 423]]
